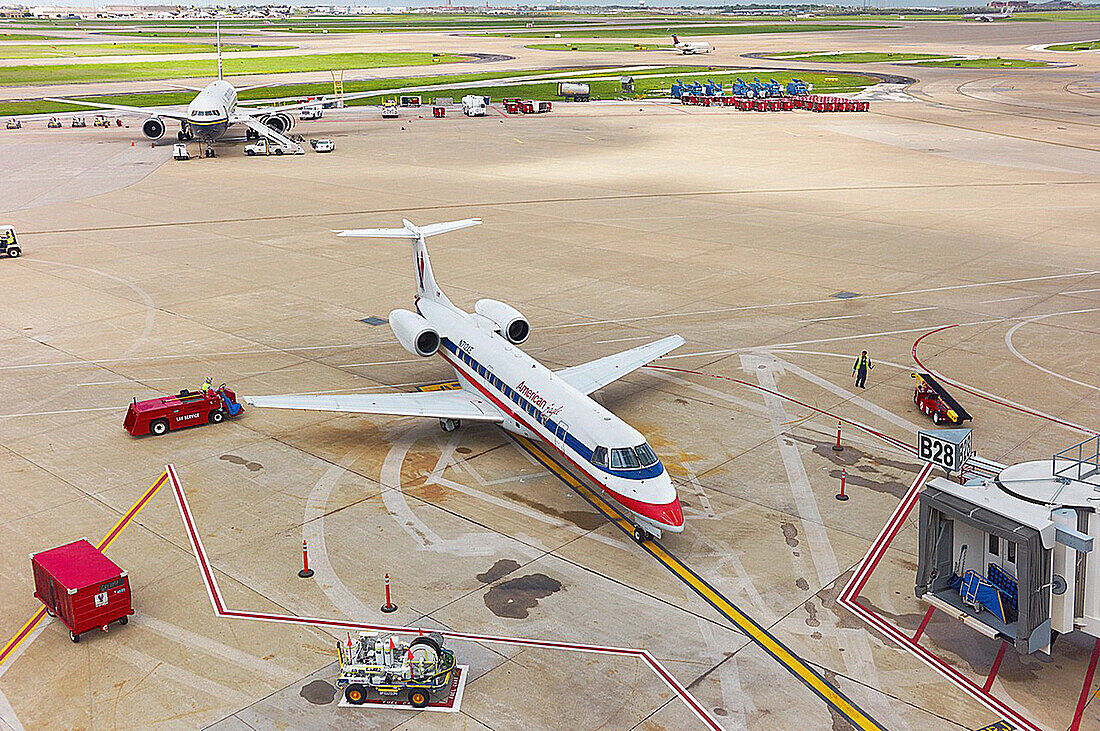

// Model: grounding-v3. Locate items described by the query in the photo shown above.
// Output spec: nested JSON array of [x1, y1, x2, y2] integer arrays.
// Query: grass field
[[0, 66, 877, 116], [0, 42, 294, 59], [0, 52, 470, 86], [764, 51, 949, 62], [1046, 40, 1100, 51], [526, 42, 672, 51], [483, 23, 887, 38], [0, 32, 64, 41], [913, 57, 1050, 68]]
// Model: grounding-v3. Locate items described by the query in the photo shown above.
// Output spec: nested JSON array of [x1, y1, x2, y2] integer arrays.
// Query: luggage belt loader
[[913, 372, 972, 425]]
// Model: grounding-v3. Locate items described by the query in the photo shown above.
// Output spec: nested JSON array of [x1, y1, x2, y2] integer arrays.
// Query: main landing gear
[[439, 418, 461, 433], [177, 124, 194, 142]]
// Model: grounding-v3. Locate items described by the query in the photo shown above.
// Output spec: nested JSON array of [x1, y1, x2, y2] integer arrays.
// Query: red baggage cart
[[537, 101, 552, 113], [504, 100, 521, 114], [33, 539, 133, 643], [432, 106, 445, 118]]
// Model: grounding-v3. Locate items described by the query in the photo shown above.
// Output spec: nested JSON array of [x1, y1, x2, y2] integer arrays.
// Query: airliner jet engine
[[390, 309, 440, 357], [142, 117, 165, 140], [474, 299, 530, 344]]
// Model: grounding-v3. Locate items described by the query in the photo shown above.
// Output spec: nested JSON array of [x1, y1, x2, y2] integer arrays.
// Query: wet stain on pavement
[[455, 446, 472, 454], [477, 559, 521, 584], [804, 601, 821, 628], [828, 468, 908, 499], [300, 680, 336, 705], [484, 574, 562, 619], [858, 596, 1048, 681], [788, 433, 919, 473], [781, 522, 800, 548], [503, 491, 604, 531], [796, 577, 810, 591], [220, 454, 263, 472]]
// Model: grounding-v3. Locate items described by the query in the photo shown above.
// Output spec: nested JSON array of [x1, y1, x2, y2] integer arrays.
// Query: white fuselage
[[421, 299, 684, 534], [674, 40, 712, 54], [185, 80, 237, 140]]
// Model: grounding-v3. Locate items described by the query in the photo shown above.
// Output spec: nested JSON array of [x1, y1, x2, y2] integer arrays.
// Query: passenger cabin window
[[1007, 541, 1016, 564], [592, 446, 608, 467], [634, 443, 659, 467], [988, 534, 999, 557], [611, 447, 641, 470]]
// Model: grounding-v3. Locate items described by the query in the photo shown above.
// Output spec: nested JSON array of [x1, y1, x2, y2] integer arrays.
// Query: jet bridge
[[915, 436, 1100, 655]]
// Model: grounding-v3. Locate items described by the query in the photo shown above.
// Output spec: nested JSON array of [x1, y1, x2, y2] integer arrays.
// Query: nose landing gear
[[632, 525, 652, 544]]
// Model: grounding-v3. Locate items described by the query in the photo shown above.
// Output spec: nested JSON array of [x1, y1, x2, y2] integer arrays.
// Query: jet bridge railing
[[1054, 435, 1100, 484]]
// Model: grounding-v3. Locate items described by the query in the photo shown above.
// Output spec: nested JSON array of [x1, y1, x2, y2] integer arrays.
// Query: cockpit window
[[610, 447, 640, 470], [634, 443, 659, 467], [591, 446, 608, 468]]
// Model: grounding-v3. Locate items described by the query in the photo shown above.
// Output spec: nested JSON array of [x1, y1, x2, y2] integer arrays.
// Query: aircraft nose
[[658, 497, 684, 529]]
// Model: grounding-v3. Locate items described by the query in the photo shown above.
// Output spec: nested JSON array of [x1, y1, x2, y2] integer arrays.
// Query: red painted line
[[645, 364, 916, 455], [983, 641, 1008, 693], [1070, 637, 1100, 731], [912, 605, 935, 643], [836, 463, 1042, 731], [912, 325, 1096, 435], [163, 465, 720, 730]]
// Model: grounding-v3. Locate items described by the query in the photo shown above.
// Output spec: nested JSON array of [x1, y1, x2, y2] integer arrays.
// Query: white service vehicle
[[244, 218, 686, 541], [461, 95, 487, 117], [299, 105, 323, 121], [310, 138, 334, 153], [244, 137, 303, 156], [173, 143, 191, 160], [381, 100, 399, 119]]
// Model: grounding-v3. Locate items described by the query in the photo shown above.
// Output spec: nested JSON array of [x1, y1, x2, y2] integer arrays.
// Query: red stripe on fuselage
[[437, 347, 682, 529]]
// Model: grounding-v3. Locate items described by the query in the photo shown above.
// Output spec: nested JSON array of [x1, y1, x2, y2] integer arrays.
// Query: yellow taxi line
[[513, 434, 884, 731], [0, 471, 168, 667]]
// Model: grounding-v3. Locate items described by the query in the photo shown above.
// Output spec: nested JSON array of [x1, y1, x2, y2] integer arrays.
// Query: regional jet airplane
[[671, 35, 713, 55], [243, 219, 686, 540], [46, 25, 323, 150]]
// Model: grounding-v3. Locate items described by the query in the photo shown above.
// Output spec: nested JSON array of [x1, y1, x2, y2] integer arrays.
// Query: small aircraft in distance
[[672, 34, 713, 54], [966, 7, 1013, 21], [244, 219, 687, 542]]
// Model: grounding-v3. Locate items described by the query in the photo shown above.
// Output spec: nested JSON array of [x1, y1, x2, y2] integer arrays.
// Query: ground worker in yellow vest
[[202, 376, 214, 394], [853, 350, 874, 389]]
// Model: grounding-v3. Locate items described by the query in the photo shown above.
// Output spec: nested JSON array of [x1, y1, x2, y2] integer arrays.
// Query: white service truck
[[299, 105, 323, 121], [244, 138, 304, 156], [461, 95, 488, 117]]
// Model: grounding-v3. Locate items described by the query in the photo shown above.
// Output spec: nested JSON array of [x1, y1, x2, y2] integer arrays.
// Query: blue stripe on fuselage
[[441, 338, 664, 480]]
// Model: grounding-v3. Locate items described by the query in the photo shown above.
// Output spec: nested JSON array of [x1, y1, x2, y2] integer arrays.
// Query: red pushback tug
[[32, 539, 133, 643], [913, 372, 972, 425], [124, 382, 243, 436]]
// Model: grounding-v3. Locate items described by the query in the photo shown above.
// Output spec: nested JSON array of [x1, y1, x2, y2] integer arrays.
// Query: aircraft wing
[[43, 97, 191, 121], [242, 389, 504, 422], [556, 335, 685, 395]]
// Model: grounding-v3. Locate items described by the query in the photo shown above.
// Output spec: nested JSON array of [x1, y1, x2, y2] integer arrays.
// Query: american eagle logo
[[417, 251, 425, 290]]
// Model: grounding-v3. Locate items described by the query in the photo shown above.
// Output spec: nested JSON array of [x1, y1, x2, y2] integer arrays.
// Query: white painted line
[[804, 314, 870, 323], [594, 336, 652, 344], [549, 270, 1099, 330], [0, 342, 391, 372], [340, 359, 419, 368], [892, 306, 937, 314], [1063, 287, 1100, 295], [1004, 312, 1099, 391], [0, 406, 118, 419], [981, 294, 1040, 304]]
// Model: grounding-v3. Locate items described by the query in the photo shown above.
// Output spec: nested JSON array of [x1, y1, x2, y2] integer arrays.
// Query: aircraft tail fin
[[335, 218, 481, 306], [216, 22, 223, 80]]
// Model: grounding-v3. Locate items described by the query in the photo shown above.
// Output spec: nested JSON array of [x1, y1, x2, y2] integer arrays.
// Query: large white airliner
[[47, 25, 321, 149], [243, 219, 686, 541]]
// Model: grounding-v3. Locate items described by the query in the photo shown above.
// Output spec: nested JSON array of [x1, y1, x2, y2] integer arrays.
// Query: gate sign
[[918, 428, 973, 473]]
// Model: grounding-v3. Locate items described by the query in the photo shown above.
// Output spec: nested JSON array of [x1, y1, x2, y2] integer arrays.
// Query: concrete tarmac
[[0, 16, 1097, 731]]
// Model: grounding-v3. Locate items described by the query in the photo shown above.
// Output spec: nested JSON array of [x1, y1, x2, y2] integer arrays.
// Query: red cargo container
[[33, 539, 133, 643], [432, 106, 445, 118]]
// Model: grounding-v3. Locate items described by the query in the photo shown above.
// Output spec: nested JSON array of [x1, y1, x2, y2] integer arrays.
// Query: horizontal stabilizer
[[336, 218, 481, 239]]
